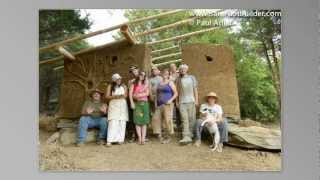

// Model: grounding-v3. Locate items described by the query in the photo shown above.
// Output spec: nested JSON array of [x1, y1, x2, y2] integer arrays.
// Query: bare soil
[[39, 130, 281, 172]]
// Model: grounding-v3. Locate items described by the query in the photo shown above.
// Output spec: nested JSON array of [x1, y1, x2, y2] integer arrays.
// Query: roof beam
[[146, 26, 229, 46], [151, 45, 180, 55], [135, 16, 198, 37], [152, 52, 181, 62], [39, 9, 185, 52], [120, 25, 137, 45], [56, 46, 76, 61], [40, 39, 126, 65]]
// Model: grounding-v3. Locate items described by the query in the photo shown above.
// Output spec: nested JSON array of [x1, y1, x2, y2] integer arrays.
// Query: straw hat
[[206, 92, 218, 99], [90, 88, 104, 97]]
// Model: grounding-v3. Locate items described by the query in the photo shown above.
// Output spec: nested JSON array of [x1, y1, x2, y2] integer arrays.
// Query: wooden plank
[[154, 59, 182, 67], [39, 9, 185, 52], [152, 52, 181, 62], [120, 25, 137, 45], [146, 26, 230, 46]]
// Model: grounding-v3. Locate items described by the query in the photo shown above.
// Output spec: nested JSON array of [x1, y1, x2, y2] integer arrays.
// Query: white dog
[[200, 108, 221, 152]]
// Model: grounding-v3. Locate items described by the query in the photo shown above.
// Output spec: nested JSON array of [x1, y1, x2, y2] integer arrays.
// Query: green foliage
[[39, 10, 92, 114]]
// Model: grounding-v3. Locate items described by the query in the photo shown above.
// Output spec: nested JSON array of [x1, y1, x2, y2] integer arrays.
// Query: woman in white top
[[105, 73, 129, 146]]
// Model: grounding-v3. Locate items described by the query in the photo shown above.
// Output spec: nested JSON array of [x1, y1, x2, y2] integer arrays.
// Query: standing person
[[77, 89, 108, 147], [194, 92, 228, 152], [155, 69, 178, 143], [149, 66, 163, 140], [127, 65, 140, 142], [105, 73, 128, 147], [129, 71, 150, 145], [169, 63, 179, 82], [176, 64, 199, 145], [169, 63, 181, 135]]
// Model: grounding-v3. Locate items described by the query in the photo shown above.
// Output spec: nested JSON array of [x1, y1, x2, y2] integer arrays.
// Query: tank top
[[133, 83, 148, 101], [157, 83, 174, 106]]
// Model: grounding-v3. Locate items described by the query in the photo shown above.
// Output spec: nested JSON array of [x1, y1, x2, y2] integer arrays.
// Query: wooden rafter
[[56, 46, 76, 60], [39, 9, 185, 52], [151, 45, 180, 55], [135, 16, 198, 38], [40, 39, 126, 65], [120, 25, 137, 45], [135, 9, 225, 38], [154, 59, 182, 67], [152, 52, 182, 62], [146, 26, 230, 46]]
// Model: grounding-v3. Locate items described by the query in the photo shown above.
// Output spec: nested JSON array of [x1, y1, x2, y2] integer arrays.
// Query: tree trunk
[[261, 41, 281, 108]]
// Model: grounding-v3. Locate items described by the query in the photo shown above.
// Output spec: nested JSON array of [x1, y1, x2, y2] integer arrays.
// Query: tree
[[39, 10, 92, 114]]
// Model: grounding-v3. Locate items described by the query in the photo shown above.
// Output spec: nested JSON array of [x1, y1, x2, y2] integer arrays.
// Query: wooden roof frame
[[41, 9, 227, 69]]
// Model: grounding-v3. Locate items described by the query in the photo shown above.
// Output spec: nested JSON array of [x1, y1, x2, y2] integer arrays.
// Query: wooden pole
[[40, 39, 126, 65], [135, 9, 225, 38], [152, 52, 181, 62], [39, 9, 185, 52], [135, 16, 198, 37], [154, 59, 182, 67], [120, 25, 137, 45], [56, 46, 76, 60], [151, 45, 180, 54], [53, 65, 64, 71], [146, 26, 230, 46]]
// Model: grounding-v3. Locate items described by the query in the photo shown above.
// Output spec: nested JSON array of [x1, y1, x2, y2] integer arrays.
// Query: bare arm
[[194, 87, 199, 106], [105, 85, 113, 100], [167, 81, 178, 104], [129, 84, 135, 109]]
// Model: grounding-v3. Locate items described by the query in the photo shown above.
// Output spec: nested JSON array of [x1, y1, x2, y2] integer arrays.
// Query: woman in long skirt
[[105, 73, 128, 147], [129, 71, 150, 145]]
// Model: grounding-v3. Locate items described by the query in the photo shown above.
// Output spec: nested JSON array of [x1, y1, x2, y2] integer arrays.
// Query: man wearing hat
[[77, 89, 108, 147], [194, 92, 228, 152]]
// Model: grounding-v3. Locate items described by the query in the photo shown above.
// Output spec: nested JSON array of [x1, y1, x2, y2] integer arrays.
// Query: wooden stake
[[146, 26, 230, 46], [152, 52, 182, 62], [39, 9, 185, 52], [56, 46, 76, 61], [120, 25, 137, 45]]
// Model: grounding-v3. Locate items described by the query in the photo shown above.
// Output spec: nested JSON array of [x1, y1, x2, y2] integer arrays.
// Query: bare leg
[[141, 125, 147, 144], [135, 125, 142, 144]]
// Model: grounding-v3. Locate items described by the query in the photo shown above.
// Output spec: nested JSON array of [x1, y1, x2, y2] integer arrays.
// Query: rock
[[228, 123, 281, 151], [39, 116, 58, 132], [238, 119, 262, 127], [59, 128, 98, 145]]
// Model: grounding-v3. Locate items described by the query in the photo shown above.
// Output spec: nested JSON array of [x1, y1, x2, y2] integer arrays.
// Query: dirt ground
[[39, 130, 281, 172]]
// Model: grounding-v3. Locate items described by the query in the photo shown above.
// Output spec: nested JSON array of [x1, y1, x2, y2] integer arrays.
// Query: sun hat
[[206, 92, 218, 99], [111, 73, 122, 82], [90, 88, 104, 97]]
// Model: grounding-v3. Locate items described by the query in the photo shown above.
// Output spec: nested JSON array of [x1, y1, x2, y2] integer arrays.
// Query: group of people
[[77, 63, 228, 152]]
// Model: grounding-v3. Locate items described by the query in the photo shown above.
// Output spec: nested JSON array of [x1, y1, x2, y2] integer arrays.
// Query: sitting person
[[77, 89, 108, 147], [194, 92, 228, 152]]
